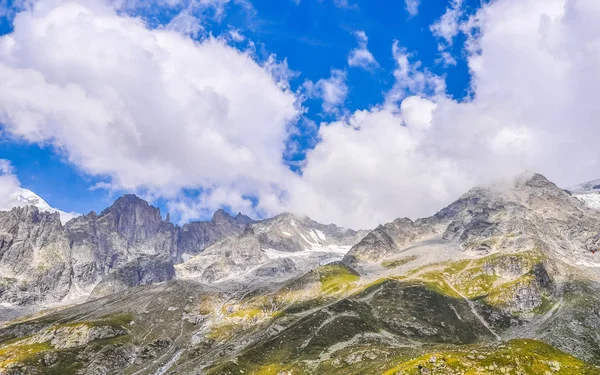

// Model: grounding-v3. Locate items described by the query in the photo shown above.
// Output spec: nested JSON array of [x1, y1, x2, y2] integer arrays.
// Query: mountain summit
[[9, 187, 78, 223]]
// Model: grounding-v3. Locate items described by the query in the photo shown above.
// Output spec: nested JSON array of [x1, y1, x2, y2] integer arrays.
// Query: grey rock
[[0, 206, 71, 304], [0, 195, 254, 305], [90, 253, 176, 298], [177, 208, 253, 260]]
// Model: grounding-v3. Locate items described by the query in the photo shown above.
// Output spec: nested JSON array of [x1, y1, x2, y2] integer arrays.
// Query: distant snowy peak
[[565, 179, 600, 210], [573, 193, 600, 210], [9, 188, 78, 223], [250, 212, 368, 253], [567, 179, 600, 194]]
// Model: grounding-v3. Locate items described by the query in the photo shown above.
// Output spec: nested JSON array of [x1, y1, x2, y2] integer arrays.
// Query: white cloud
[[386, 42, 446, 106], [228, 28, 244, 42], [0, 0, 300, 221], [332, 0, 356, 9], [291, 0, 355, 8], [431, 0, 464, 45], [436, 50, 457, 66], [347, 30, 379, 70], [165, 8, 203, 36], [430, 0, 464, 65], [280, 0, 600, 228], [405, 0, 420, 16], [0, 160, 20, 210], [303, 69, 348, 114]]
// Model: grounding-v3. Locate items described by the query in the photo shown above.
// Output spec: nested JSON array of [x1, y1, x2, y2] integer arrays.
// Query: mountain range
[[0, 173, 600, 374]]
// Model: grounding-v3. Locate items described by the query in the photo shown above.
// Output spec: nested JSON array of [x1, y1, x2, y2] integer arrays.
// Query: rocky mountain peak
[[235, 212, 253, 224], [211, 208, 234, 224], [101, 194, 158, 216], [211, 208, 254, 225], [514, 171, 556, 189]]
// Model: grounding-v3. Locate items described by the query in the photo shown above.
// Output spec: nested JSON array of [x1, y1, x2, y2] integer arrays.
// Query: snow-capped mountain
[[567, 178, 600, 193], [9, 188, 78, 223], [566, 178, 600, 210], [175, 213, 369, 283]]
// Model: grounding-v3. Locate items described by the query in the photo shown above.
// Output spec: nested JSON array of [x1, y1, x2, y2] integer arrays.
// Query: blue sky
[[0, 0, 598, 228]]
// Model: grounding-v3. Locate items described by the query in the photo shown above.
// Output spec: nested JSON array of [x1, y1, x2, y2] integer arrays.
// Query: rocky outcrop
[[66, 195, 179, 295], [177, 208, 253, 260], [0, 206, 71, 304], [176, 229, 270, 283], [89, 253, 176, 298], [21, 323, 128, 349], [343, 217, 442, 264]]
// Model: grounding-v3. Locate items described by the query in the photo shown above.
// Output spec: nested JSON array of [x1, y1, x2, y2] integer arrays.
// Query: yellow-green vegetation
[[407, 251, 552, 314], [382, 339, 599, 375], [452, 269, 498, 299], [419, 270, 462, 298], [381, 256, 418, 269], [318, 264, 360, 294], [0, 341, 52, 367], [206, 322, 239, 341], [228, 307, 265, 319]]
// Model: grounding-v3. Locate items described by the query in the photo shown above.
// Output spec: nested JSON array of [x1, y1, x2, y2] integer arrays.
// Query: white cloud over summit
[[1, 0, 600, 229], [290, 0, 600, 227]]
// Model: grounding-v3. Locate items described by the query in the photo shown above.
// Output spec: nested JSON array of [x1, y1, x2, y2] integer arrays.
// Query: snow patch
[[315, 229, 326, 241], [574, 193, 600, 210], [299, 233, 318, 247], [308, 229, 321, 244], [290, 220, 297, 227], [8, 188, 79, 224], [281, 231, 291, 236], [263, 245, 351, 264]]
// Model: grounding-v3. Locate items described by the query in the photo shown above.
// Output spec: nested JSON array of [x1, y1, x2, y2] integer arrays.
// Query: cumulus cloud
[[347, 31, 379, 70], [404, 0, 420, 16], [302, 69, 348, 114], [0, 0, 299, 220], [430, 0, 464, 66], [386, 42, 446, 106], [286, 0, 600, 228], [431, 0, 464, 45]]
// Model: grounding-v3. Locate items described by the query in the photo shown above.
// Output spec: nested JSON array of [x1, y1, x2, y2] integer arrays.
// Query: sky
[[0, 0, 598, 229]]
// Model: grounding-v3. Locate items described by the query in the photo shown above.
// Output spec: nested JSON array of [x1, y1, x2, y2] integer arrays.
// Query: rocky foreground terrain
[[1, 173, 600, 374]]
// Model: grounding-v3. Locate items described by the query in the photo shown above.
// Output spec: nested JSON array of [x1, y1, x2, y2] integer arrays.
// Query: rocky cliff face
[[177, 209, 253, 261], [0, 207, 71, 304], [0, 196, 254, 305], [65, 195, 179, 296], [345, 173, 600, 265]]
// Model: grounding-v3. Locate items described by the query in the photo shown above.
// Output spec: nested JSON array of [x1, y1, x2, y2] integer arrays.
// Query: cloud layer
[[1, 0, 600, 229]]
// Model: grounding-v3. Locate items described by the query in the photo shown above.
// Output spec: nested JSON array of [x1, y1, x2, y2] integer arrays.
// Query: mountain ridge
[[2, 172, 600, 374]]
